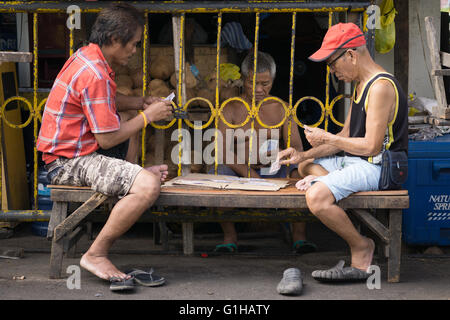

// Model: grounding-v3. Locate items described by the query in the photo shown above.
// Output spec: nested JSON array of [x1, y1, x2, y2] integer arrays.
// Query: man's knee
[[130, 170, 161, 205], [305, 182, 333, 215]]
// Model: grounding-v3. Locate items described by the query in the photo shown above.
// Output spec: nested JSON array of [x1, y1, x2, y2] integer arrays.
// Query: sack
[[378, 150, 408, 190], [375, 0, 397, 54]]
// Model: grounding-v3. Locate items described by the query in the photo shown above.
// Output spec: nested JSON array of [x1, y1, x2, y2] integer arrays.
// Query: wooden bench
[[47, 180, 409, 282]]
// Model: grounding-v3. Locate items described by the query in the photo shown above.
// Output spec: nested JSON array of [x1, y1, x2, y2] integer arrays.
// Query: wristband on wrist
[[139, 110, 148, 127]]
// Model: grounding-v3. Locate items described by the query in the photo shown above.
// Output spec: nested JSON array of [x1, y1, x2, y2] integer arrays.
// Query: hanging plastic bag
[[375, 0, 397, 53], [219, 63, 241, 82]]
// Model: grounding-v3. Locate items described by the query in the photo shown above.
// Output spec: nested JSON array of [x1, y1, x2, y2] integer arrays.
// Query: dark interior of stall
[[0, 9, 349, 236]]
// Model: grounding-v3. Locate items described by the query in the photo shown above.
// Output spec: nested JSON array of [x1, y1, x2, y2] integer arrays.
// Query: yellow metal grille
[[0, 2, 367, 210]]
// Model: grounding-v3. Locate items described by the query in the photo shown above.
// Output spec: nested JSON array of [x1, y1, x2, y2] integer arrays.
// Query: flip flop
[[109, 276, 135, 291], [125, 268, 166, 287], [213, 243, 238, 253], [312, 260, 371, 283], [293, 240, 317, 254]]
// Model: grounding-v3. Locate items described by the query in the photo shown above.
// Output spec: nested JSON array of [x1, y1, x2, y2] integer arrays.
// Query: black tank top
[[346, 72, 408, 163]]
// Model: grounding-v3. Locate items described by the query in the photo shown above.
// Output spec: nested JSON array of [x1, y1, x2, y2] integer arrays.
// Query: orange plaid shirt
[[37, 43, 120, 164]]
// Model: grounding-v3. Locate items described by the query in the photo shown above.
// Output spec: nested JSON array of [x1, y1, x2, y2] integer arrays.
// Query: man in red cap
[[277, 23, 408, 283]]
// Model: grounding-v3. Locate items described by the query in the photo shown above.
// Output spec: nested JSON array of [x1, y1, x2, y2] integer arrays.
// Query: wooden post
[[172, 13, 194, 255], [425, 16, 449, 119], [394, 0, 409, 94], [388, 209, 402, 283]]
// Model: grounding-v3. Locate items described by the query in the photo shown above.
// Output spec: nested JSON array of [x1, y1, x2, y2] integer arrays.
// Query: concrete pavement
[[0, 221, 449, 301]]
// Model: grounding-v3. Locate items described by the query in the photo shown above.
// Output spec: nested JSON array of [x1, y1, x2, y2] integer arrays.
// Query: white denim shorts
[[312, 156, 382, 202]]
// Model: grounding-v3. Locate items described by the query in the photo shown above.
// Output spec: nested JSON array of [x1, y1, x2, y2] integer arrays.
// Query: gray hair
[[241, 51, 276, 80]]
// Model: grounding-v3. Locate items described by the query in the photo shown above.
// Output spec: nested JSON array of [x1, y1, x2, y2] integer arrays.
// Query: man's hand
[[143, 99, 173, 122], [304, 125, 330, 147], [143, 96, 163, 107], [278, 147, 305, 165]]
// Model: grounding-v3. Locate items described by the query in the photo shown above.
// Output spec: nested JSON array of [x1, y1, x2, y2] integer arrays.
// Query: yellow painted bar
[[324, 11, 333, 132], [0, 97, 2, 208], [286, 12, 297, 176], [0, 2, 367, 14], [177, 14, 185, 176], [69, 24, 74, 56], [141, 12, 149, 167], [214, 12, 222, 175], [248, 12, 260, 177], [33, 12, 38, 210]]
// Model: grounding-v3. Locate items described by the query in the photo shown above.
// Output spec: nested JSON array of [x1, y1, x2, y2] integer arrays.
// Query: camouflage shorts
[[45, 152, 143, 198]]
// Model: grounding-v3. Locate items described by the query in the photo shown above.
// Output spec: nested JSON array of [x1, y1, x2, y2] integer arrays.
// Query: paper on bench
[[162, 173, 289, 191]]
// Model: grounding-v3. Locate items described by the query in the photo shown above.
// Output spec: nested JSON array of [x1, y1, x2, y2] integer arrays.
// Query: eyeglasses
[[326, 49, 354, 69]]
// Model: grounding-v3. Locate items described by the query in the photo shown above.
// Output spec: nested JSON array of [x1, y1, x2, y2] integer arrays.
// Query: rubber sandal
[[125, 268, 166, 287], [277, 268, 303, 296], [213, 243, 238, 253], [109, 276, 135, 291], [312, 260, 371, 283], [293, 240, 318, 254]]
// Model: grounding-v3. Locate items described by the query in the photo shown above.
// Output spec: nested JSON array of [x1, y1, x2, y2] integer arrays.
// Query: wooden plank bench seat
[[47, 179, 409, 282]]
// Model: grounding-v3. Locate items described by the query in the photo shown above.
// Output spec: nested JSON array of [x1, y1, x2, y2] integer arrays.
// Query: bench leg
[[49, 202, 68, 279], [182, 222, 194, 255], [372, 209, 388, 261], [159, 222, 170, 251], [50, 234, 65, 279], [47, 201, 68, 239], [388, 209, 402, 283], [49, 193, 108, 279]]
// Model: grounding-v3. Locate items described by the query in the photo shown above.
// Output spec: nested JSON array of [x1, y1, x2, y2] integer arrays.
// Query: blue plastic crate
[[32, 168, 52, 237], [403, 134, 450, 245]]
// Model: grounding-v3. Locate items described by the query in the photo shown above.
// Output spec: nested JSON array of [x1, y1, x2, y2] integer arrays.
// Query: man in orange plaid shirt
[[38, 4, 172, 288]]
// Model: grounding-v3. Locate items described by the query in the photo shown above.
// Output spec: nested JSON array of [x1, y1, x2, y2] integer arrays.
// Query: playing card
[[269, 157, 281, 174], [165, 92, 175, 101]]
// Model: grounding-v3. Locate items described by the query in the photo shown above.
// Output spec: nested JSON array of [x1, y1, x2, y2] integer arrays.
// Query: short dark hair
[[89, 3, 144, 47], [241, 51, 276, 80]]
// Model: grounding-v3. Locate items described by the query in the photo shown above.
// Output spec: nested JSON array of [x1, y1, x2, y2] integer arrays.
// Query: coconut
[[195, 88, 216, 108], [148, 79, 171, 98], [149, 55, 175, 80], [169, 63, 198, 89], [116, 86, 133, 96]]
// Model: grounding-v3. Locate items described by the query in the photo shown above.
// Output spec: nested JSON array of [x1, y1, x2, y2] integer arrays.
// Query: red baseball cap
[[309, 23, 366, 62]]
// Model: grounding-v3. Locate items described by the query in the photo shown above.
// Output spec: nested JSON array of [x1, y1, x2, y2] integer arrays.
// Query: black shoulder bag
[[378, 150, 408, 190]]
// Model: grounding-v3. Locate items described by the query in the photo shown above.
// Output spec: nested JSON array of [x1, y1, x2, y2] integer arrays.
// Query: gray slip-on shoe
[[312, 260, 370, 283], [277, 267, 303, 296]]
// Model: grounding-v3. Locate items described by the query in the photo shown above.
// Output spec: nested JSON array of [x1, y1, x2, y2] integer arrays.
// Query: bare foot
[[145, 164, 169, 182], [80, 253, 129, 280], [295, 175, 317, 191], [351, 237, 375, 272]]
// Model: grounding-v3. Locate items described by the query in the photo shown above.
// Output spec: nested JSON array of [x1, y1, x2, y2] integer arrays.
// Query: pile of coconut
[[113, 47, 242, 177], [113, 48, 241, 108]]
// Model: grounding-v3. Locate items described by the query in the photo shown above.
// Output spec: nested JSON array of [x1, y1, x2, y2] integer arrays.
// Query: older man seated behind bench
[[209, 51, 317, 254]]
